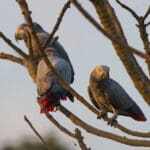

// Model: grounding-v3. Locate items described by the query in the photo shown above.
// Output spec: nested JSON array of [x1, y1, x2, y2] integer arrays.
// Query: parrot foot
[[107, 110, 118, 126], [97, 111, 107, 120], [107, 117, 118, 126]]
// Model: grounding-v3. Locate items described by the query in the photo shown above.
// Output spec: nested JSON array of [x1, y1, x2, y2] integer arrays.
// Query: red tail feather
[[130, 113, 147, 121], [40, 95, 68, 113], [40, 96, 55, 113]]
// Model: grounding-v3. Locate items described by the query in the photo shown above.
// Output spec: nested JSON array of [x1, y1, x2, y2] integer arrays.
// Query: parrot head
[[15, 22, 44, 42], [92, 65, 110, 80], [15, 23, 28, 42]]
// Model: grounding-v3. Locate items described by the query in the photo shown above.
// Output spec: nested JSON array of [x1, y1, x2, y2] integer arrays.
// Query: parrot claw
[[107, 110, 118, 126], [97, 111, 107, 120], [107, 117, 117, 126]]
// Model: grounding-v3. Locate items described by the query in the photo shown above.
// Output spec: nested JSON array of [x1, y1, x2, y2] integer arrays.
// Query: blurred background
[[0, 0, 150, 149]]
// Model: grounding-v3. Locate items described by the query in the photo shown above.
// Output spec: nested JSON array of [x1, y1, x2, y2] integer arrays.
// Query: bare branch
[[144, 6, 150, 20], [24, 115, 50, 149], [58, 105, 150, 147], [70, 0, 150, 61], [42, 1, 71, 50], [45, 113, 90, 150], [37, 99, 90, 150], [116, 0, 139, 20], [117, 124, 150, 138], [75, 128, 91, 150], [26, 29, 34, 58], [145, 21, 150, 27], [0, 32, 28, 58], [0, 52, 24, 65]]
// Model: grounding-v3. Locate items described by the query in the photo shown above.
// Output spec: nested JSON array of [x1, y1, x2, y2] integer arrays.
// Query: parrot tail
[[127, 104, 147, 121], [40, 92, 74, 113], [129, 113, 146, 121], [40, 95, 56, 113]]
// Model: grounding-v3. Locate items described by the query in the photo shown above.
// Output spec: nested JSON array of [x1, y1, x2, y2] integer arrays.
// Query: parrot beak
[[15, 30, 25, 42], [101, 71, 109, 80], [15, 33, 19, 42]]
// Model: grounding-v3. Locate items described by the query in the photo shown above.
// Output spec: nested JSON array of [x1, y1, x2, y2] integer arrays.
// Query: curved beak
[[15, 33, 19, 42]]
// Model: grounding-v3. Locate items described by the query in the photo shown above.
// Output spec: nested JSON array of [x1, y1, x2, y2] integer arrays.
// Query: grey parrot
[[88, 65, 146, 123], [15, 23, 74, 112], [15, 22, 74, 83], [36, 49, 74, 113]]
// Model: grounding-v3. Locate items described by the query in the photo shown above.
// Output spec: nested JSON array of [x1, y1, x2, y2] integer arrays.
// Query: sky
[[0, 0, 150, 149]]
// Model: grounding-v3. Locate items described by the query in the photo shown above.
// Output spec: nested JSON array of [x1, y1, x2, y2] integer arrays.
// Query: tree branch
[[42, 1, 71, 50], [0, 32, 28, 58], [116, 0, 139, 20], [37, 99, 90, 150], [58, 105, 150, 147], [143, 6, 150, 20], [24, 115, 50, 150], [0, 52, 24, 65], [75, 128, 91, 150]]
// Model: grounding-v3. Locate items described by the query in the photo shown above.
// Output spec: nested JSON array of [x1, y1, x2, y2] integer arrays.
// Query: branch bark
[[0, 52, 24, 65]]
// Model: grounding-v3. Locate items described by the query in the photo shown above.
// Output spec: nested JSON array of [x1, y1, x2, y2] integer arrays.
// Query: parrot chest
[[90, 82, 114, 112]]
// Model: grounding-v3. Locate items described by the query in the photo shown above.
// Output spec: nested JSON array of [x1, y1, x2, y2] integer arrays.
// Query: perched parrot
[[36, 49, 74, 113], [15, 22, 74, 112], [15, 22, 74, 83], [88, 65, 146, 124]]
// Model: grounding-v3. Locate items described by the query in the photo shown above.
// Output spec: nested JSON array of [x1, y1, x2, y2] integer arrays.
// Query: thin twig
[[75, 128, 91, 150], [116, 0, 139, 19], [143, 6, 150, 20], [24, 115, 50, 150], [0, 32, 28, 58], [146, 21, 150, 27], [26, 29, 34, 58], [42, 1, 71, 50], [0, 52, 24, 65]]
